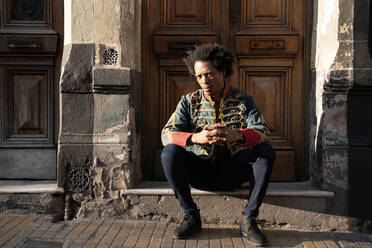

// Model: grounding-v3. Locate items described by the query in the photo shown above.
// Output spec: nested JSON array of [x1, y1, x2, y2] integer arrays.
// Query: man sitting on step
[[160, 43, 275, 247]]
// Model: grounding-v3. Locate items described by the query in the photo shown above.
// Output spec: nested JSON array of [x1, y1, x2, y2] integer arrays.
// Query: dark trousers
[[161, 142, 275, 217]]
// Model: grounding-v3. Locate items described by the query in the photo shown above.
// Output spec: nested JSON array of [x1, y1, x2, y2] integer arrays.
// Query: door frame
[[302, 0, 313, 180]]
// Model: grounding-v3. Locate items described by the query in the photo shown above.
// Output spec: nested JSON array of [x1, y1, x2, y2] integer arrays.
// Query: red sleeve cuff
[[171, 132, 193, 147], [238, 129, 263, 147]]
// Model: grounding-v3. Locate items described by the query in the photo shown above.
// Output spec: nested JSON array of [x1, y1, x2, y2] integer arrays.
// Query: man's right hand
[[190, 124, 227, 145]]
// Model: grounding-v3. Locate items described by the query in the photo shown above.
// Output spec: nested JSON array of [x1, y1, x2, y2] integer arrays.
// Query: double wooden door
[[0, 0, 63, 179], [142, 0, 308, 181]]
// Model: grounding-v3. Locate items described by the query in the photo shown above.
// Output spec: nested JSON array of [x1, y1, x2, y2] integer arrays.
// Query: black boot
[[173, 209, 202, 239], [240, 215, 268, 247]]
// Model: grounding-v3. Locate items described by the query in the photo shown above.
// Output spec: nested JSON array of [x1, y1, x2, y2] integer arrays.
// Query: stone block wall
[[0, 193, 64, 216], [310, 0, 372, 228]]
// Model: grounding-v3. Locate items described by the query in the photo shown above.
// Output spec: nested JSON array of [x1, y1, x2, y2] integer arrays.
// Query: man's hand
[[190, 124, 226, 145], [189, 123, 243, 145]]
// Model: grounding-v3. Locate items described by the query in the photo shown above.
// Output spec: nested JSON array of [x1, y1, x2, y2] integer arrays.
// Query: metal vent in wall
[[103, 47, 119, 66]]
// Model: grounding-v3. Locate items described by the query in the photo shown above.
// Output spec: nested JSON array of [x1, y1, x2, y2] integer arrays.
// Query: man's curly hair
[[183, 43, 235, 77]]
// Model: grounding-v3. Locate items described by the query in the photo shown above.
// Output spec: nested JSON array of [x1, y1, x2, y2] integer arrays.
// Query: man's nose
[[202, 75, 209, 84]]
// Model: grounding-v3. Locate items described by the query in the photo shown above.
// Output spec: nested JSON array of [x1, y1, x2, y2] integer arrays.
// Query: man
[[161, 43, 275, 247]]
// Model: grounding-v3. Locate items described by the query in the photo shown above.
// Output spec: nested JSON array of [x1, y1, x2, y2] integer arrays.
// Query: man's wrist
[[187, 134, 195, 145], [189, 133, 200, 145]]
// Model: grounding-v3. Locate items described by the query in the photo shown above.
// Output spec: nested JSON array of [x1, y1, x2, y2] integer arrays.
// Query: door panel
[[142, 0, 305, 181], [245, 71, 284, 138], [160, 68, 199, 127], [160, 0, 220, 31], [164, 0, 208, 26], [3, 67, 53, 145], [0, 0, 63, 179], [3, 0, 50, 27], [241, 67, 292, 148], [244, 0, 289, 26], [0, 149, 56, 178]]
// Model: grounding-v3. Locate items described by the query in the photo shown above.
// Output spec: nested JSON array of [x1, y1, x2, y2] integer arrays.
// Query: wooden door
[[142, 0, 307, 181], [0, 0, 63, 179]]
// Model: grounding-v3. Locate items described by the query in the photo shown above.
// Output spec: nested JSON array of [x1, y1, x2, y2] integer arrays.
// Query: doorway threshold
[[0, 180, 63, 193]]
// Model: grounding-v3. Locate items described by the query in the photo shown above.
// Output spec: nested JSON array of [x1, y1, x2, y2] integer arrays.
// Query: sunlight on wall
[[314, 0, 340, 147]]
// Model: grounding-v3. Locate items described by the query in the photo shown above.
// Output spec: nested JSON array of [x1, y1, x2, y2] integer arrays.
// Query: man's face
[[194, 61, 225, 98]]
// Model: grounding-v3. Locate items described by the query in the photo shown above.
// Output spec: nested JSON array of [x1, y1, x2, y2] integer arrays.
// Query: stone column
[[58, 0, 142, 218], [311, 0, 372, 231]]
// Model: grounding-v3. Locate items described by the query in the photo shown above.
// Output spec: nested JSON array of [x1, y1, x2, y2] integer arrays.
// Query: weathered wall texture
[[0, 193, 64, 216], [311, 0, 372, 228], [59, 0, 142, 219], [311, 0, 351, 206], [310, 0, 342, 187]]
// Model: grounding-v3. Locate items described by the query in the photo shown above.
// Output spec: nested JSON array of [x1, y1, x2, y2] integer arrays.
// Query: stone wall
[[58, 0, 142, 219], [310, 0, 372, 228], [0, 193, 64, 216]]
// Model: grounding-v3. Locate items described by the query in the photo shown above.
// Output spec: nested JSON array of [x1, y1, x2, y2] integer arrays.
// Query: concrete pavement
[[0, 214, 372, 248]]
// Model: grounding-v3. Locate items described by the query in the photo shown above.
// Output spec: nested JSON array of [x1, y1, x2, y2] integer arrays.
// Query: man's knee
[[256, 142, 276, 162], [161, 144, 184, 157], [161, 144, 185, 167]]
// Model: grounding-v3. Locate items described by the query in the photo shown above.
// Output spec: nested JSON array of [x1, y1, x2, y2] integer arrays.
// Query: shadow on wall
[[258, 0, 372, 231], [347, 92, 372, 222], [250, 66, 372, 232], [347, 0, 372, 227], [252, 100, 372, 233]]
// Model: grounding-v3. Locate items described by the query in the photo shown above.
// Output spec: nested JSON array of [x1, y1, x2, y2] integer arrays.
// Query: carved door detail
[[143, 0, 306, 181], [0, 0, 63, 179]]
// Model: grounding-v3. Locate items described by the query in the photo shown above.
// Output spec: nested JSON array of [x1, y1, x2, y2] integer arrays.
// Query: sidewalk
[[0, 214, 372, 248]]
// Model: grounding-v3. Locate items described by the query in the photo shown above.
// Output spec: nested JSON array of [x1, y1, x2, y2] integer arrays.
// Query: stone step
[[122, 181, 344, 231], [125, 181, 334, 197], [0, 180, 64, 193], [0, 180, 64, 216]]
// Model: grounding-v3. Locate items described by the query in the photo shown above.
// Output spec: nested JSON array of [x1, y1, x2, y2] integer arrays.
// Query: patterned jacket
[[161, 85, 270, 159]]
